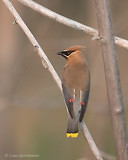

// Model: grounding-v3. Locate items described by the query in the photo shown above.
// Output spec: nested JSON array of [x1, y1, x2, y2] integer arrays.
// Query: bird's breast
[[63, 63, 89, 90]]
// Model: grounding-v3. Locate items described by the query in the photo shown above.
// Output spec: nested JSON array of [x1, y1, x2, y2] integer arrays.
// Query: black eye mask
[[57, 50, 75, 58], [61, 50, 75, 56]]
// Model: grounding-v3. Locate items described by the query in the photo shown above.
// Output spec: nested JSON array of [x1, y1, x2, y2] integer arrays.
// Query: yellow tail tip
[[66, 132, 79, 138]]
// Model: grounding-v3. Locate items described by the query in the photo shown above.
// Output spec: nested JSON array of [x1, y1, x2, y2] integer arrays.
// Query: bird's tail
[[66, 114, 79, 138]]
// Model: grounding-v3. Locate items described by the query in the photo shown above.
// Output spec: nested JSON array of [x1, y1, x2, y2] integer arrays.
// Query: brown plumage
[[57, 45, 90, 138]]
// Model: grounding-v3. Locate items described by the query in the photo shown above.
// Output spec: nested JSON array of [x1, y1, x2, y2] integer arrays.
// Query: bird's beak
[[57, 51, 63, 55], [57, 51, 68, 59]]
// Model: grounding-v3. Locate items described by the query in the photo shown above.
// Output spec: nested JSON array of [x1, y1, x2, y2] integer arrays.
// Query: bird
[[57, 45, 90, 138]]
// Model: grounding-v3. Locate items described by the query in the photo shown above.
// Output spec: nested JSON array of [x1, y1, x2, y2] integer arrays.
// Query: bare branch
[[94, 0, 128, 160], [2, 0, 103, 160], [2, 0, 61, 91], [16, 0, 128, 50], [100, 150, 116, 160], [114, 36, 128, 49], [80, 121, 103, 160], [16, 0, 97, 36]]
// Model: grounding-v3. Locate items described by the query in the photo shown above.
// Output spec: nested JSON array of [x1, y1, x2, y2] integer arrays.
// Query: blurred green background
[[0, 0, 128, 160]]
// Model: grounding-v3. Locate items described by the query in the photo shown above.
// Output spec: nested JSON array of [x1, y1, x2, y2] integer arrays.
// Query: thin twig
[[3, 0, 61, 91], [16, 0, 128, 50], [2, 0, 103, 160], [100, 150, 116, 160], [80, 121, 103, 160]]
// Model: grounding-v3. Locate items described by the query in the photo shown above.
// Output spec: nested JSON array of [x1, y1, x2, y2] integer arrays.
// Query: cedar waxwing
[[57, 45, 90, 138]]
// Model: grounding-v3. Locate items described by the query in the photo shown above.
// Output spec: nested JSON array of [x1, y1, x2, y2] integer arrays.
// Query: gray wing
[[62, 83, 74, 119], [79, 87, 90, 122]]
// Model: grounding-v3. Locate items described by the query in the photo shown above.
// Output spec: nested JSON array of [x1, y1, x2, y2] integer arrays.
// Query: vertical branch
[[94, 0, 128, 160]]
